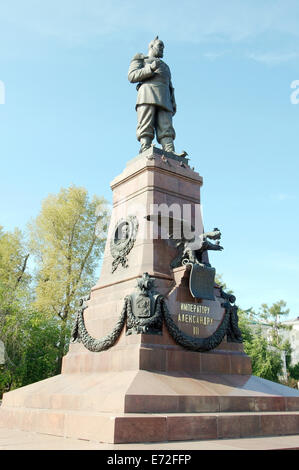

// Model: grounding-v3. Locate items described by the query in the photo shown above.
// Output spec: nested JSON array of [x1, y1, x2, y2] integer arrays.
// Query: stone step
[[1, 426, 299, 450], [124, 394, 299, 413], [1, 406, 299, 444], [3, 371, 299, 415], [5, 390, 299, 414]]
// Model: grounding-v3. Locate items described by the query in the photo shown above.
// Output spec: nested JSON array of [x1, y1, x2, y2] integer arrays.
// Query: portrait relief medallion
[[110, 215, 139, 273]]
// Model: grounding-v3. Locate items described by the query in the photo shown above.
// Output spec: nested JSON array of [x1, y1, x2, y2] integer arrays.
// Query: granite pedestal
[[1, 147, 299, 444]]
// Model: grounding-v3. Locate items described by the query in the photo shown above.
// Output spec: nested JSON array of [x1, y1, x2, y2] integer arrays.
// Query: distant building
[[280, 317, 299, 366]]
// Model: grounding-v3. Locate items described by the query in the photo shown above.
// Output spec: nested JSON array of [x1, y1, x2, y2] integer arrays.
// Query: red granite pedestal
[[1, 147, 299, 444]]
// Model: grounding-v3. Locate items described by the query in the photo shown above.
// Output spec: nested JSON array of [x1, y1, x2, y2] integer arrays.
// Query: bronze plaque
[[189, 264, 215, 301], [172, 299, 225, 339]]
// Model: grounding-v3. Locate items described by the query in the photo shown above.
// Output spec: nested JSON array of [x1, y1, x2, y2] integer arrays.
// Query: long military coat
[[128, 53, 176, 114]]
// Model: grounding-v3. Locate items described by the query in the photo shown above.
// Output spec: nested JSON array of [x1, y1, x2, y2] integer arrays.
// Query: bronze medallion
[[110, 215, 139, 273]]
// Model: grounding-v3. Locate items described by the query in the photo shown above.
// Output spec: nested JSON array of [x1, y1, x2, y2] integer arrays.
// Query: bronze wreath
[[71, 296, 232, 353]]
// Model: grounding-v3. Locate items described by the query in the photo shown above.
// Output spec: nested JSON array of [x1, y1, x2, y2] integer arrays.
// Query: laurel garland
[[226, 304, 243, 343], [71, 297, 128, 352], [71, 295, 164, 352], [71, 295, 233, 353]]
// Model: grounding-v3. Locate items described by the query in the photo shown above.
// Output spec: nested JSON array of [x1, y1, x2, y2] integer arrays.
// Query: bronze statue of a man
[[128, 37, 177, 153]]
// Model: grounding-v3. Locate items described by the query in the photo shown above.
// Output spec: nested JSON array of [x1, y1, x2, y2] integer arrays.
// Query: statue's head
[[148, 36, 164, 58], [120, 223, 129, 239]]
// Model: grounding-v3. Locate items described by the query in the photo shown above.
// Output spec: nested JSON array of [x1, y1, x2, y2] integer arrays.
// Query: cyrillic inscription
[[174, 302, 221, 338]]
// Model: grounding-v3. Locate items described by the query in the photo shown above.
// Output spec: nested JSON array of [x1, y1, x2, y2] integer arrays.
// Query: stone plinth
[[94, 146, 203, 291], [2, 370, 299, 443], [1, 147, 299, 444], [62, 147, 250, 378]]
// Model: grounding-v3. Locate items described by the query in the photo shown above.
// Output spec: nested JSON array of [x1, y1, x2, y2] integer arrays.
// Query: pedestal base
[[1, 368, 299, 443]]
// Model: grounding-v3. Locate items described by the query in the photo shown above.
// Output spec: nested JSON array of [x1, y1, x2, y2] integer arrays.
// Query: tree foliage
[[0, 226, 46, 396], [288, 362, 299, 380], [0, 226, 31, 313], [0, 186, 109, 396], [29, 186, 108, 319], [259, 300, 291, 348], [239, 313, 283, 382], [214, 278, 293, 384], [0, 309, 61, 394], [237, 301, 293, 383], [28, 185, 108, 372]]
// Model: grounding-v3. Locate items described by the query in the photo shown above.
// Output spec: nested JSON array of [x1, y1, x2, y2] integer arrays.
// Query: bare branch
[[14, 253, 29, 289]]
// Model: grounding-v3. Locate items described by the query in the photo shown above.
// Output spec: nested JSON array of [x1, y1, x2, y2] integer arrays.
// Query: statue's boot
[[139, 136, 152, 153], [160, 137, 175, 152], [160, 137, 188, 158]]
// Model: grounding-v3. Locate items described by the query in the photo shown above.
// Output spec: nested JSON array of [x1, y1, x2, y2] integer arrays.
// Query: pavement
[[0, 426, 299, 450]]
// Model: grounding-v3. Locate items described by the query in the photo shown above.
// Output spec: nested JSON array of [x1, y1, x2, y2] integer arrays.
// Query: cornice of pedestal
[[110, 146, 203, 191], [92, 270, 174, 293]]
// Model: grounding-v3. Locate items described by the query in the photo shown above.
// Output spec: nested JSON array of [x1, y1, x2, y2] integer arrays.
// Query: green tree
[[28, 185, 108, 373], [0, 308, 61, 396], [237, 304, 290, 383], [247, 329, 283, 382], [0, 226, 31, 313], [259, 301, 292, 380], [259, 300, 291, 349], [236, 307, 255, 345], [0, 226, 52, 396], [0, 226, 31, 366], [288, 362, 299, 380], [238, 309, 282, 381]]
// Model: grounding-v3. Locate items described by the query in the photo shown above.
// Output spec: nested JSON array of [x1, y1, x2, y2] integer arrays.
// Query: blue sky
[[1, 0, 299, 318]]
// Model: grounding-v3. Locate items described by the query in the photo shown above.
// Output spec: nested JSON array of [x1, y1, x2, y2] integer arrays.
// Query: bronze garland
[[71, 294, 235, 353], [71, 297, 128, 352]]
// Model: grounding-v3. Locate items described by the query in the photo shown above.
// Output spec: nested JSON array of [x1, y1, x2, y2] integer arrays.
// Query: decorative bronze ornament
[[188, 263, 216, 301], [169, 227, 223, 301], [219, 288, 243, 343], [70, 276, 243, 354], [126, 273, 163, 335], [71, 294, 128, 352], [170, 227, 223, 269], [110, 215, 139, 273], [70, 273, 164, 352]]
